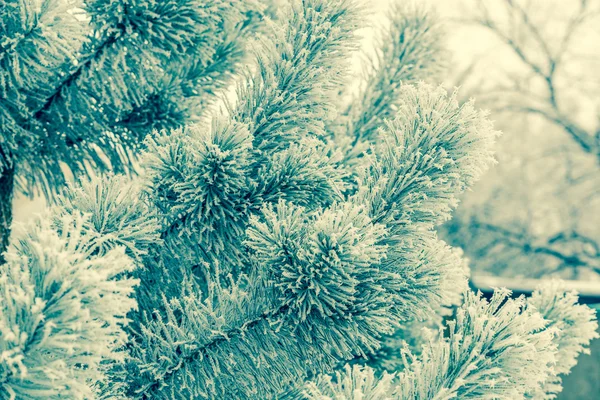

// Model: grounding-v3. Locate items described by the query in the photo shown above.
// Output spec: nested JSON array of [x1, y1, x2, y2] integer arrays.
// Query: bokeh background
[[12, 0, 600, 398], [429, 1, 600, 397]]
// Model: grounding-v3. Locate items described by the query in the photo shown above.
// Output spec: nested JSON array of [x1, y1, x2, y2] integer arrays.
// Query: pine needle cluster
[[1, 0, 597, 399]]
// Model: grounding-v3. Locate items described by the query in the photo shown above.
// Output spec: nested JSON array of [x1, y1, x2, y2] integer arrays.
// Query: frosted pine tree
[[1, 0, 598, 399], [0, 0, 263, 259]]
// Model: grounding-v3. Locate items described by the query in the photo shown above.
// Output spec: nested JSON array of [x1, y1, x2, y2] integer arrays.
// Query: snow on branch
[[306, 284, 598, 400], [0, 213, 138, 399]]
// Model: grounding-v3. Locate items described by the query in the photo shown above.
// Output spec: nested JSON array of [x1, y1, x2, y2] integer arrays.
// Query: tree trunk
[[0, 166, 14, 265]]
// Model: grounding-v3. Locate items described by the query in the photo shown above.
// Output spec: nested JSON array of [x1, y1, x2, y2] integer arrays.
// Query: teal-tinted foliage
[[0, 212, 138, 399], [0, 0, 261, 196], [1, 0, 597, 399], [306, 285, 598, 399]]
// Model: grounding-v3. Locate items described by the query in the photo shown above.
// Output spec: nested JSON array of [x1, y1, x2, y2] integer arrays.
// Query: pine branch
[[333, 3, 447, 165], [356, 84, 498, 232], [306, 283, 599, 400], [0, 0, 85, 177], [26, 0, 224, 195], [232, 0, 362, 153], [127, 200, 396, 399], [142, 0, 360, 277], [346, 83, 496, 329], [349, 3, 446, 144], [115, 1, 263, 133], [526, 280, 599, 399], [127, 81, 500, 398], [394, 289, 557, 399], [0, 212, 138, 399], [1, 0, 255, 198], [57, 175, 161, 260], [306, 289, 558, 400], [0, 0, 85, 109]]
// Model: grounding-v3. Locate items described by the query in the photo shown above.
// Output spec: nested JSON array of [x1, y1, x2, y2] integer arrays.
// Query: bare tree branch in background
[[461, 0, 600, 160], [441, 0, 600, 280], [446, 217, 600, 278]]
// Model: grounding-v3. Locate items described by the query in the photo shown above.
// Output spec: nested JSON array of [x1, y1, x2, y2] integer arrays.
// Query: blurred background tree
[[433, 0, 600, 398], [440, 0, 600, 280]]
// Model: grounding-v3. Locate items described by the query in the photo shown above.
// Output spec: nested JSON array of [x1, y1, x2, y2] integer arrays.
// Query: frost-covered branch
[[143, 0, 360, 277], [126, 82, 499, 399], [392, 289, 556, 399], [335, 3, 447, 164], [306, 282, 598, 400], [349, 4, 445, 143], [356, 84, 497, 231], [306, 285, 598, 400], [0, 0, 262, 212], [0, 213, 138, 399], [126, 200, 397, 399], [526, 281, 599, 398], [58, 175, 161, 261], [350, 83, 496, 325]]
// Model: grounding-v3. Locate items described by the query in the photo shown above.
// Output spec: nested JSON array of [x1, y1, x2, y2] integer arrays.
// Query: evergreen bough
[[1, 0, 597, 399], [0, 0, 262, 259]]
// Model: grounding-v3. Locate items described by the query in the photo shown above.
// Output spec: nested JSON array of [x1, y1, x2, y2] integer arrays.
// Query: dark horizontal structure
[[472, 275, 600, 306]]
